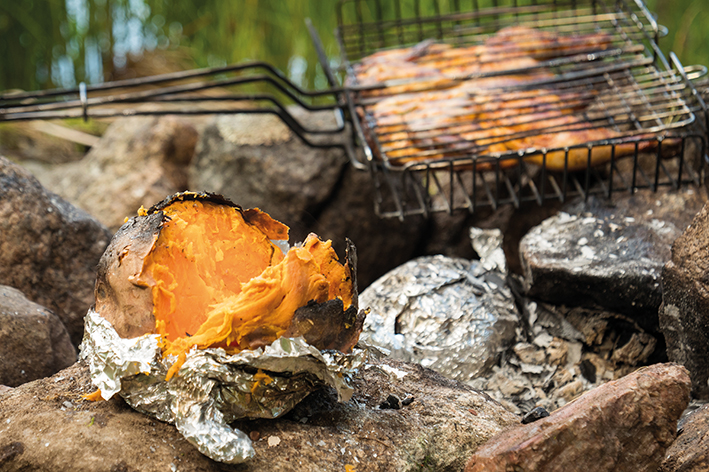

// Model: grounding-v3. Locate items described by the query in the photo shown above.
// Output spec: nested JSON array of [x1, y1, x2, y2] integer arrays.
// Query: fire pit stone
[[0, 356, 519, 471], [660, 403, 709, 471], [0, 285, 76, 387], [660, 200, 709, 399], [520, 188, 706, 332], [0, 155, 111, 347], [465, 363, 691, 472]]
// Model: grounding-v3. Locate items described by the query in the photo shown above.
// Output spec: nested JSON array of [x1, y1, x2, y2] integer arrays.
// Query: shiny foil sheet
[[79, 309, 367, 464], [359, 228, 519, 382]]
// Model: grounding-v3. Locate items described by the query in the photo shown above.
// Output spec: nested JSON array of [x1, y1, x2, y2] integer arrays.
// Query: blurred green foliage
[[646, 0, 709, 68], [0, 0, 707, 92]]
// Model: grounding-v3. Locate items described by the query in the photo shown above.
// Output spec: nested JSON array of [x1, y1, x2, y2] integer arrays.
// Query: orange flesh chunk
[[140, 200, 286, 342], [83, 389, 104, 402], [138, 200, 353, 378]]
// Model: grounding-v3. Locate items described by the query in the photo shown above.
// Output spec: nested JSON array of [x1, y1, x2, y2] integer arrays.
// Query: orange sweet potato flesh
[[130, 198, 356, 377]]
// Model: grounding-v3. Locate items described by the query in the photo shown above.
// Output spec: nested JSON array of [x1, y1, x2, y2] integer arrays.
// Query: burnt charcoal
[[521, 406, 550, 424], [579, 359, 597, 383], [660, 200, 709, 399], [472, 298, 662, 414], [520, 189, 705, 332], [611, 332, 656, 365], [379, 394, 402, 410]]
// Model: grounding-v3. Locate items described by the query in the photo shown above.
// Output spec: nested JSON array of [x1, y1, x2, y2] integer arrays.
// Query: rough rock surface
[[0, 357, 518, 472], [660, 201, 709, 399], [24, 116, 201, 232], [189, 111, 427, 289], [520, 189, 706, 331], [0, 285, 76, 387], [465, 363, 690, 472], [0, 156, 112, 346], [660, 403, 709, 471]]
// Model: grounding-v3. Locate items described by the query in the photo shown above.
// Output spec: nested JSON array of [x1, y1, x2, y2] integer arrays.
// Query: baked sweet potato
[[93, 192, 364, 378]]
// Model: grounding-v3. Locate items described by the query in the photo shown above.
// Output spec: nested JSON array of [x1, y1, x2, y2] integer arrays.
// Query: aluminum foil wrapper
[[359, 228, 518, 382], [79, 309, 366, 464], [469, 227, 507, 274]]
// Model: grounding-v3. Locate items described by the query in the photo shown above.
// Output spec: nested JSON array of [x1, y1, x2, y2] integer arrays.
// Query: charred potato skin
[[284, 239, 364, 353], [94, 212, 162, 339], [149, 191, 240, 214]]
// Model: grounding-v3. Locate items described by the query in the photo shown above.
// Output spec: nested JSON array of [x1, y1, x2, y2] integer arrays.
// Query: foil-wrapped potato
[[81, 192, 366, 463]]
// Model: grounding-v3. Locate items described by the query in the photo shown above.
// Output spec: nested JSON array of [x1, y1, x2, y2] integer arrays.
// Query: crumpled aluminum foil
[[469, 227, 507, 274], [359, 227, 518, 382], [79, 309, 366, 464]]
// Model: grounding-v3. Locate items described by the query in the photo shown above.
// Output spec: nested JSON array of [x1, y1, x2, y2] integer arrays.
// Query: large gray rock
[[465, 363, 691, 472], [25, 116, 201, 231], [0, 357, 518, 472], [0, 285, 76, 387], [0, 156, 111, 346], [520, 189, 706, 331], [660, 201, 709, 399]]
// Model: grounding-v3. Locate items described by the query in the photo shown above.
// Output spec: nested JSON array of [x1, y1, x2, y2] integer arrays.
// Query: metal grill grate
[[0, 62, 350, 152], [331, 0, 709, 218]]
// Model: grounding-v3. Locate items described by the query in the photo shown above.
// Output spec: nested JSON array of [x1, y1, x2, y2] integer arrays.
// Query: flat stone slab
[[520, 189, 706, 331], [0, 356, 517, 472]]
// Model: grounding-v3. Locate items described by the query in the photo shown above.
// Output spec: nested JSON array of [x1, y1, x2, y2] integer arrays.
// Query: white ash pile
[[468, 297, 658, 415]]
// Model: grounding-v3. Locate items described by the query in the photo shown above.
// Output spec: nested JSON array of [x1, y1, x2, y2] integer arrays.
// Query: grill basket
[[329, 0, 709, 219]]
